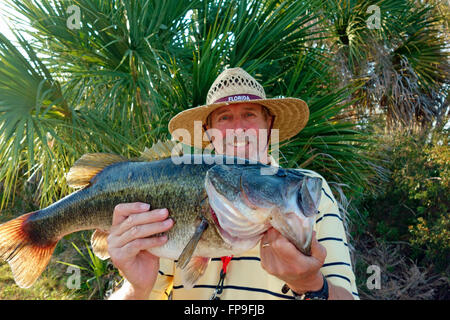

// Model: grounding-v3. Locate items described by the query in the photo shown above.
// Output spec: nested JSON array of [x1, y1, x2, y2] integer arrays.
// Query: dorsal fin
[[66, 153, 127, 188], [138, 140, 183, 161]]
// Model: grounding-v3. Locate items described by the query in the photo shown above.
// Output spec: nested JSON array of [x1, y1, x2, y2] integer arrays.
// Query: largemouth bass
[[0, 141, 322, 288]]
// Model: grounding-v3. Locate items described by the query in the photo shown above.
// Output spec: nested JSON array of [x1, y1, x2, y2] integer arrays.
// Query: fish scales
[[26, 158, 214, 245]]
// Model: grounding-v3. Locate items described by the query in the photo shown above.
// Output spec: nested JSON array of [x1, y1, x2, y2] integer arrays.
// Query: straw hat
[[168, 67, 309, 149]]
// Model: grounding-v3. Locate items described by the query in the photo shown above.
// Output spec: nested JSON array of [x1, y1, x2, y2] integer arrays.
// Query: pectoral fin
[[91, 229, 110, 260], [181, 256, 211, 289], [177, 218, 209, 269]]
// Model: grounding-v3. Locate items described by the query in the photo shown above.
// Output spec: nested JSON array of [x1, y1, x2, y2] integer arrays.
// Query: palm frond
[[0, 0, 401, 210]]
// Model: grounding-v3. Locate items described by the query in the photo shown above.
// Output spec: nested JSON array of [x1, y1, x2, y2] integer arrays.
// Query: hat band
[[213, 94, 262, 103]]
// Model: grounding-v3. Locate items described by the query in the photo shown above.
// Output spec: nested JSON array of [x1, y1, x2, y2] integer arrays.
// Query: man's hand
[[107, 202, 173, 299], [260, 228, 326, 294], [260, 228, 354, 299]]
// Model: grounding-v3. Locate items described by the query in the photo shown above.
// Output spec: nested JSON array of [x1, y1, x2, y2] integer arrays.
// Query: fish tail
[[0, 211, 58, 288]]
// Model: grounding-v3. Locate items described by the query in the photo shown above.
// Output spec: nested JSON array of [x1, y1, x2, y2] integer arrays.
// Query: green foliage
[[319, 0, 449, 128], [0, 261, 84, 299], [352, 122, 449, 274], [409, 215, 449, 273], [57, 232, 120, 299], [0, 0, 383, 211]]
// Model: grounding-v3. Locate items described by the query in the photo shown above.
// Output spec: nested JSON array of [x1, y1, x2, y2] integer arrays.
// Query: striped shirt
[[148, 165, 359, 300]]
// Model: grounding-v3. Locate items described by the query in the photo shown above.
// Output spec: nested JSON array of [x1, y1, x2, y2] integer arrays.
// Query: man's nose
[[230, 118, 248, 131], [232, 127, 246, 135]]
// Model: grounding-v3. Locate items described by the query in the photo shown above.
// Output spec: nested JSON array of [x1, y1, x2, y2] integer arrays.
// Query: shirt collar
[[268, 154, 279, 167]]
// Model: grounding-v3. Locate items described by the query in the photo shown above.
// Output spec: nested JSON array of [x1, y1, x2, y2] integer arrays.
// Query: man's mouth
[[228, 141, 249, 148], [226, 136, 252, 148]]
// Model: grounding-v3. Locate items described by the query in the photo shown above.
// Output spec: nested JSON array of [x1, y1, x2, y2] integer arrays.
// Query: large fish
[[0, 141, 322, 289]]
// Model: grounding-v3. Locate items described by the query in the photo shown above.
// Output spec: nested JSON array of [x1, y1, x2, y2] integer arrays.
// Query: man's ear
[[267, 115, 274, 129]]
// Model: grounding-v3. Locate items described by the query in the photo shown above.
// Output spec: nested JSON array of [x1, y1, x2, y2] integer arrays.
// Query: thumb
[[309, 231, 327, 264]]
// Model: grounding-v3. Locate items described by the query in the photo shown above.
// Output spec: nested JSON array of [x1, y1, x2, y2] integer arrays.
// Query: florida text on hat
[[168, 68, 309, 149]]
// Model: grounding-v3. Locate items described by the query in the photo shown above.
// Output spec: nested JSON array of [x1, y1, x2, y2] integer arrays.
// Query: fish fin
[[0, 212, 58, 288], [301, 176, 323, 215], [138, 140, 183, 162], [91, 229, 110, 260], [180, 256, 211, 290], [177, 218, 209, 269], [67, 153, 127, 188]]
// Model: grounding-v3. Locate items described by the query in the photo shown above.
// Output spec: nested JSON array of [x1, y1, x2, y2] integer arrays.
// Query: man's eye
[[245, 112, 256, 117], [219, 115, 231, 121]]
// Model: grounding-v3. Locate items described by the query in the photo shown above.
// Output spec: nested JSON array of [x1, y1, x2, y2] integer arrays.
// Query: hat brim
[[168, 97, 309, 149]]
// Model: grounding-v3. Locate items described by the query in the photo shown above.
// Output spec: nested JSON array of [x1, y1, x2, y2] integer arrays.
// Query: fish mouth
[[205, 178, 266, 250], [269, 208, 316, 255]]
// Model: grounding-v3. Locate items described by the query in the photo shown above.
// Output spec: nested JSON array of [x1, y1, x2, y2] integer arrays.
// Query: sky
[[0, 2, 15, 41], [0, 1, 33, 43]]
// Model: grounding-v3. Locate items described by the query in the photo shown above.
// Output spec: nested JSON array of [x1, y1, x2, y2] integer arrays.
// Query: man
[[107, 68, 358, 300]]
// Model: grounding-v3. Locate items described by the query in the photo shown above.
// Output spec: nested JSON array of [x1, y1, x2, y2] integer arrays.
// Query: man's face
[[206, 103, 272, 163]]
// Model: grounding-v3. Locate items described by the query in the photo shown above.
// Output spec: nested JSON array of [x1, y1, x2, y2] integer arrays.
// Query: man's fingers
[[116, 208, 169, 236], [262, 228, 296, 252], [261, 227, 278, 245], [310, 231, 327, 264], [112, 236, 168, 262], [114, 218, 173, 248], [112, 202, 151, 226]]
